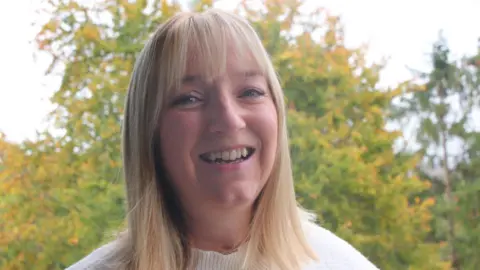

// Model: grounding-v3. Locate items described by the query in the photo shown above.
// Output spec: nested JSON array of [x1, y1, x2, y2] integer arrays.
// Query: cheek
[[266, 110, 278, 157], [159, 112, 201, 172], [253, 103, 278, 167]]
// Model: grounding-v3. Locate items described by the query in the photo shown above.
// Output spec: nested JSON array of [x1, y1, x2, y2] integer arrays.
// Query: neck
[[185, 203, 253, 254]]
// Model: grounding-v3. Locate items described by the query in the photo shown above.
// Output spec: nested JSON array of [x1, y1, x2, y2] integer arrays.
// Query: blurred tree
[[288, 109, 448, 269], [0, 132, 124, 269], [455, 39, 480, 269], [390, 33, 480, 269]]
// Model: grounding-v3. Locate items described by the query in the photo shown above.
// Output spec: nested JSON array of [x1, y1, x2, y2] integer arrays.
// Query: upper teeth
[[206, 147, 249, 161]]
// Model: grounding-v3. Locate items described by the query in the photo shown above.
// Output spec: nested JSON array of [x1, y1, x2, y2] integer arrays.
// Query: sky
[[1, 0, 479, 143]]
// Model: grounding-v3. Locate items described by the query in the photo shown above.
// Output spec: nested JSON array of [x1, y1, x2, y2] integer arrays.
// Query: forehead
[[181, 71, 265, 87], [183, 43, 265, 81]]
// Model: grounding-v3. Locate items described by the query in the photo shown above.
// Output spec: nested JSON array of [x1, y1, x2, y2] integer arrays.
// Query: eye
[[171, 94, 203, 107], [240, 88, 266, 98]]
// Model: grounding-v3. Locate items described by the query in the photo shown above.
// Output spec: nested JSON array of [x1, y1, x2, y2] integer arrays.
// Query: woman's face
[[159, 51, 278, 211]]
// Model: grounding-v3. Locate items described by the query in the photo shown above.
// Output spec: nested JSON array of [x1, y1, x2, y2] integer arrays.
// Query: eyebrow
[[181, 70, 264, 84], [181, 75, 200, 83], [242, 70, 263, 78]]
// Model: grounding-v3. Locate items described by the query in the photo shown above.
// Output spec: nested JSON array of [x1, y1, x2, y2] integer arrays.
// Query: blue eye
[[241, 88, 265, 98]]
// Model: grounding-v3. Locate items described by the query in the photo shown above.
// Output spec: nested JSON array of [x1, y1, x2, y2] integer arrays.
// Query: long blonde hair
[[111, 8, 318, 270]]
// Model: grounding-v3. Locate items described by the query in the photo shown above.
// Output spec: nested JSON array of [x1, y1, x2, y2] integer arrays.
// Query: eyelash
[[171, 95, 202, 107], [171, 88, 266, 107], [241, 88, 266, 98]]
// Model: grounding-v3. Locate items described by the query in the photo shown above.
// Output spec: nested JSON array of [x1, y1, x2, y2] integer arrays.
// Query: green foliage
[[288, 110, 447, 269], [242, 0, 381, 117], [391, 33, 480, 269], [0, 132, 124, 269]]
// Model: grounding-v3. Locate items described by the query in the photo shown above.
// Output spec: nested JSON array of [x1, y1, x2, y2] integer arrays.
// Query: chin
[[211, 182, 262, 208]]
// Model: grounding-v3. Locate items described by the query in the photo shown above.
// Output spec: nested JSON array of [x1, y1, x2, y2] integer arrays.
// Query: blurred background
[[0, 0, 479, 269]]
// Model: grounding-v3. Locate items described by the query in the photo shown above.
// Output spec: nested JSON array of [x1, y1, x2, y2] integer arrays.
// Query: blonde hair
[[110, 8, 318, 270]]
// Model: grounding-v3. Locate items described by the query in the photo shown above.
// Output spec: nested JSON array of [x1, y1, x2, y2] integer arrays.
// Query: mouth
[[199, 147, 255, 164]]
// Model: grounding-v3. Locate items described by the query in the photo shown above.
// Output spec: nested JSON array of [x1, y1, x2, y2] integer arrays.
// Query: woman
[[67, 8, 378, 270]]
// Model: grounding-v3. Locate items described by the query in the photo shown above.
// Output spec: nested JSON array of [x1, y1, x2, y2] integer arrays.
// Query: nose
[[207, 96, 246, 134]]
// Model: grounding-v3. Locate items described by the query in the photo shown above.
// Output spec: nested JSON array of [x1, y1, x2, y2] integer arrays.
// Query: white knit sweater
[[67, 223, 379, 269]]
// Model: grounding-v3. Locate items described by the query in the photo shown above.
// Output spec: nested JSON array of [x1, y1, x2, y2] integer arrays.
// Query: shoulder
[[302, 222, 379, 270], [66, 241, 118, 270]]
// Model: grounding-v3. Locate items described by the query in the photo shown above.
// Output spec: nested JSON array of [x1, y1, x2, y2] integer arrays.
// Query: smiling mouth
[[199, 147, 255, 164]]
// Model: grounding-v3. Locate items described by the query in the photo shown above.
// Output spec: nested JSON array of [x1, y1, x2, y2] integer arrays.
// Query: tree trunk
[[441, 132, 458, 269]]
